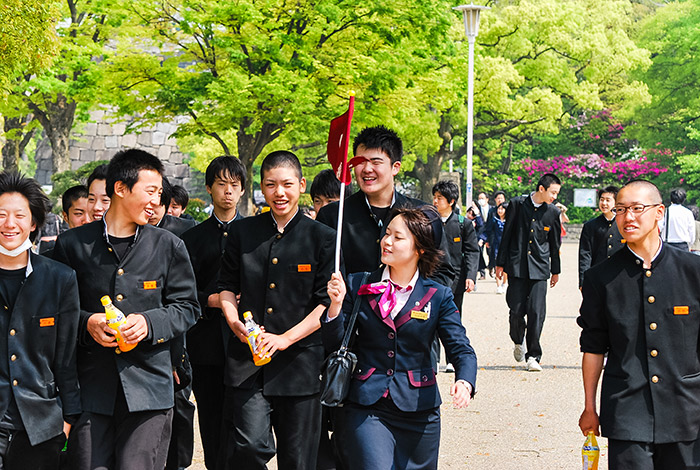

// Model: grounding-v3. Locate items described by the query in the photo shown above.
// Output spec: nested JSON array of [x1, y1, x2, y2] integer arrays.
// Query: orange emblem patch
[[674, 306, 689, 315], [543, 226, 551, 232], [143, 281, 157, 290], [298, 264, 311, 272], [453, 237, 461, 242], [40, 317, 55, 327]]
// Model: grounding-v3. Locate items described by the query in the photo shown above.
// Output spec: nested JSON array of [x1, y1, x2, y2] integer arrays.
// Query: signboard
[[574, 188, 597, 208]]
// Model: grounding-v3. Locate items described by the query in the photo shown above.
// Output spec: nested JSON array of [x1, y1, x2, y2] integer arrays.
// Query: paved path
[[189, 242, 603, 469]]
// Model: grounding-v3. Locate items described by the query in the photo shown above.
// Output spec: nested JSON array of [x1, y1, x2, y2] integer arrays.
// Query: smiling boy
[[217, 151, 335, 470]]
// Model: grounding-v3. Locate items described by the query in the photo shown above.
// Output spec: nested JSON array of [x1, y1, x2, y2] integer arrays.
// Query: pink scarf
[[358, 280, 412, 319]]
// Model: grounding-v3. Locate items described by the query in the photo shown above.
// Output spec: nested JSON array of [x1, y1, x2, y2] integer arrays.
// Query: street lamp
[[454, 3, 489, 208]]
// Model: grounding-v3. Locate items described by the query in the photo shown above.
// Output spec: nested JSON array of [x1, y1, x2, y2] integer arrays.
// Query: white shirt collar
[[529, 192, 543, 208], [627, 241, 663, 266], [271, 209, 299, 233]]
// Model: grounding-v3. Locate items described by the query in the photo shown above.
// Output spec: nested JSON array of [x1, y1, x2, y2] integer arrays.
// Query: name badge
[[298, 264, 311, 272], [674, 306, 689, 315], [40, 317, 55, 327], [453, 237, 461, 242], [143, 281, 157, 290], [543, 226, 551, 232], [411, 310, 429, 320], [621, 239, 626, 244]]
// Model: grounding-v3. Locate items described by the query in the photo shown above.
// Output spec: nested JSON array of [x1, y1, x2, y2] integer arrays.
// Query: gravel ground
[[188, 242, 603, 469]]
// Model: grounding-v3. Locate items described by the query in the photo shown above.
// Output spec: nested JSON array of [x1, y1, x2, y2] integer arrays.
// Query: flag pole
[[333, 92, 354, 274], [334, 183, 346, 274]]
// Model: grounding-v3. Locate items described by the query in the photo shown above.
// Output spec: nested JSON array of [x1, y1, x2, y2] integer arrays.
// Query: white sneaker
[[513, 343, 526, 362], [527, 357, 542, 372]]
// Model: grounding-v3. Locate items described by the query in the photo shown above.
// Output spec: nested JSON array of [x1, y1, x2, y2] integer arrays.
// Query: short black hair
[[260, 150, 302, 181], [670, 188, 687, 204], [353, 126, 403, 164], [106, 149, 164, 198], [621, 179, 663, 204], [536, 173, 562, 191], [159, 177, 173, 208], [310, 169, 341, 200], [62, 185, 88, 213], [432, 181, 459, 208], [493, 190, 506, 200], [0, 172, 50, 241], [205, 156, 247, 189], [598, 185, 619, 199], [170, 184, 189, 209], [690, 205, 699, 221], [87, 164, 108, 192]]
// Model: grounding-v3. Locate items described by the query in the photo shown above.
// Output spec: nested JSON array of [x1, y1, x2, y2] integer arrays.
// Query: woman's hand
[[450, 381, 472, 408], [327, 272, 347, 306]]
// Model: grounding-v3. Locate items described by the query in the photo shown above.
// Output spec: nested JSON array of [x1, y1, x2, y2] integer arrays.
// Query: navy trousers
[[609, 438, 700, 470], [506, 277, 548, 361]]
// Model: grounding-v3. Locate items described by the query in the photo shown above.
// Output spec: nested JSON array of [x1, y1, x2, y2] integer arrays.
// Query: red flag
[[327, 95, 355, 184]]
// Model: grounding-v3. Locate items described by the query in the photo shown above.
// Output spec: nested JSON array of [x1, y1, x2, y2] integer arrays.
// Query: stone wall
[[34, 110, 194, 189]]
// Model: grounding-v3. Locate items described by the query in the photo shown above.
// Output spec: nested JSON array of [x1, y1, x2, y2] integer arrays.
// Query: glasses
[[612, 204, 661, 216]]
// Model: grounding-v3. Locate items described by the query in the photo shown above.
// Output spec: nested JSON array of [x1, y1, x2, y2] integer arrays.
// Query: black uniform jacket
[[218, 211, 335, 396], [578, 214, 625, 287], [158, 214, 196, 238], [316, 190, 455, 286], [442, 212, 479, 294], [578, 246, 700, 443], [53, 220, 199, 414], [321, 270, 477, 412], [496, 195, 561, 280], [7, 253, 81, 446], [181, 213, 243, 365]]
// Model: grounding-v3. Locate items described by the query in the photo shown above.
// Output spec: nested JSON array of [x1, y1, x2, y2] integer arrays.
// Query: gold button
[[646, 271, 651, 278], [267, 307, 273, 314], [269, 283, 276, 289], [117, 268, 124, 276], [528, 251, 531, 255], [608, 245, 612, 249], [276, 234, 282, 240], [157, 338, 164, 344], [530, 229, 534, 233], [10, 355, 16, 362], [532, 219, 535, 222], [529, 240, 533, 244], [12, 380, 17, 386], [115, 348, 121, 354], [116, 294, 124, 301], [376, 239, 380, 244], [650, 350, 658, 357], [651, 375, 659, 383], [9, 329, 15, 336], [272, 258, 278, 265], [650, 323, 657, 330], [108, 247, 113, 252], [648, 296, 655, 304], [224, 232, 228, 237]]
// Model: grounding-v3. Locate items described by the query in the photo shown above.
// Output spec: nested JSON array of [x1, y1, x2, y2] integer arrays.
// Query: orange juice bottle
[[101, 296, 137, 352], [582, 431, 600, 470], [243, 311, 271, 366]]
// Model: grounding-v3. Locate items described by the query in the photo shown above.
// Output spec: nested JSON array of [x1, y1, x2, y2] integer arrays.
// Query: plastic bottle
[[101, 295, 137, 352], [243, 311, 271, 366], [582, 431, 600, 470]]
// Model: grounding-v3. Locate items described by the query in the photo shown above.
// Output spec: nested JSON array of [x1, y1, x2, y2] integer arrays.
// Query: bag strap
[[339, 271, 370, 350], [665, 207, 670, 241]]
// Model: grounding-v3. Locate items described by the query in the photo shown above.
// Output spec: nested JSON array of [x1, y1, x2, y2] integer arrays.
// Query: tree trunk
[[2, 115, 36, 172], [27, 92, 77, 174], [236, 118, 283, 216], [410, 115, 452, 202]]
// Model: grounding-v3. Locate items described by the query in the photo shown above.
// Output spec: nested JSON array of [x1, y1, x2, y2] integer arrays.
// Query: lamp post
[[454, 3, 489, 208]]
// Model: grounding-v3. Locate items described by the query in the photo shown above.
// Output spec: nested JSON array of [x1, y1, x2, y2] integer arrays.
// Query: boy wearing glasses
[[578, 179, 700, 469]]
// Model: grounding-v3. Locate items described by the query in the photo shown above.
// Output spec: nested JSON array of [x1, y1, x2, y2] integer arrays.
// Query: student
[[431, 180, 479, 310], [167, 184, 190, 218], [659, 187, 695, 251], [53, 149, 199, 470], [316, 126, 454, 286], [578, 186, 624, 288], [0, 172, 81, 470], [310, 169, 342, 215], [323, 207, 477, 470], [495, 173, 562, 373], [86, 164, 110, 222], [482, 202, 508, 294], [61, 185, 90, 229], [484, 191, 506, 277], [148, 178, 196, 237], [218, 151, 336, 470], [180, 156, 246, 469], [578, 180, 700, 469]]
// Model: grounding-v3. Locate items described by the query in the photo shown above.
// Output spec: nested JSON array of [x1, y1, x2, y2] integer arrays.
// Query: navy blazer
[[322, 270, 477, 412]]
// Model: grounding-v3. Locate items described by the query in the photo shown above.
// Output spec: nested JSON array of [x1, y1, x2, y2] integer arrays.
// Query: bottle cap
[[100, 296, 111, 306], [243, 311, 252, 320]]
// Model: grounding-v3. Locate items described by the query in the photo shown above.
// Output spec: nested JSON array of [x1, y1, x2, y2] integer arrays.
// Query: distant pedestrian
[[495, 173, 562, 372], [482, 202, 508, 294], [659, 187, 695, 251], [690, 205, 700, 256]]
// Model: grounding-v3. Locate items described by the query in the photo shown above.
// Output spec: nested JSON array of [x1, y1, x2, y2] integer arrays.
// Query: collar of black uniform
[[268, 208, 302, 234], [102, 216, 141, 244], [626, 240, 665, 269], [212, 212, 238, 229]]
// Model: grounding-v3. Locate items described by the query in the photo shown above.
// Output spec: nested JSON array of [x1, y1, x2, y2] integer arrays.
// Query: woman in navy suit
[[324, 207, 477, 470]]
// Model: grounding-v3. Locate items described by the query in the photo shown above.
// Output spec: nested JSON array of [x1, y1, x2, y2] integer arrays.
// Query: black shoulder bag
[[320, 272, 370, 407]]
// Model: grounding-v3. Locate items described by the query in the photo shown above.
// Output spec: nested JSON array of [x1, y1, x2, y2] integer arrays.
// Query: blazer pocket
[[408, 369, 436, 387], [353, 367, 376, 381]]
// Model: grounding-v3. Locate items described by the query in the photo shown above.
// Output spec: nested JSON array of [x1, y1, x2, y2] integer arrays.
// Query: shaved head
[[618, 179, 662, 204]]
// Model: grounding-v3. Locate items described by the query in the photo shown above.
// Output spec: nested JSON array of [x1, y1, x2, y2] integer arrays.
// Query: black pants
[[506, 277, 548, 361], [191, 363, 226, 469], [609, 438, 700, 470], [66, 386, 173, 470], [165, 385, 195, 470], [220, 385, 322, 470], [0, 428, 65, 470]]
